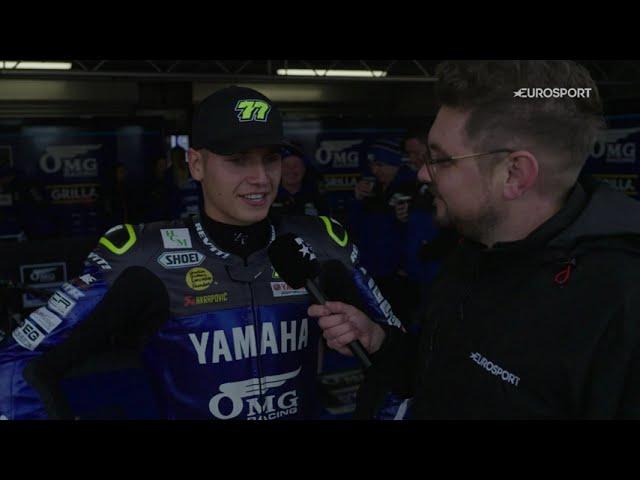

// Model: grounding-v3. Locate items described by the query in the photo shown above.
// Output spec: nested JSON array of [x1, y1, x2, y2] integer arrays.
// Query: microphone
[[318, 259, 370, 316], [268, 234, 372, 368]]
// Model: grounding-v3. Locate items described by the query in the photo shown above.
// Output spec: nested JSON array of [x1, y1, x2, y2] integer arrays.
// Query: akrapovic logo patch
[[469, 352, 520, 386], [157, 250, 205, 269]]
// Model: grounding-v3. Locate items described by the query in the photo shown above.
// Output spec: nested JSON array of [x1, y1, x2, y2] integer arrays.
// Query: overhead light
[[277, 69, 387, 78], [0, 61, 72, 70]]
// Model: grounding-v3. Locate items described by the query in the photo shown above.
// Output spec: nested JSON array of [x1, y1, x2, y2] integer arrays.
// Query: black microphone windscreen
[[268, 233, 320, 289], [318, 259, 369, 314]]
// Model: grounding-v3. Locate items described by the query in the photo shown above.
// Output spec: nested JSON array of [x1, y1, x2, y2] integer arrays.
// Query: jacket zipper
[[248, 281, 264, 413]]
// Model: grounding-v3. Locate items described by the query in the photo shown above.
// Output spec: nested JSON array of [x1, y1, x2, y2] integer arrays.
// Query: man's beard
[[428, 181, 501, 243]]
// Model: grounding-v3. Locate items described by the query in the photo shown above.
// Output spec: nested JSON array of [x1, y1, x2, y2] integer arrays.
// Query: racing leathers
[[0, 213, 402, 420]]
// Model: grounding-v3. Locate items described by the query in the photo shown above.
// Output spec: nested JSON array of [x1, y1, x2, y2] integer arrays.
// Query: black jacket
[[356, 179, 640, 419]]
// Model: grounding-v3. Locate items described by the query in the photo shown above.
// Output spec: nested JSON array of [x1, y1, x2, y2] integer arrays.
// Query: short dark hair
[[435, 61, 605, 195]]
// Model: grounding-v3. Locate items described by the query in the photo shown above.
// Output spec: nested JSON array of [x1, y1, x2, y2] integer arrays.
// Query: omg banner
[[583, 115, 640, 199]]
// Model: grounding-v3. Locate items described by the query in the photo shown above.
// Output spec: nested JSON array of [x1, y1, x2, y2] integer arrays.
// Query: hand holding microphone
[[307, 301, 386, 359], [268, 234, 377, 368]]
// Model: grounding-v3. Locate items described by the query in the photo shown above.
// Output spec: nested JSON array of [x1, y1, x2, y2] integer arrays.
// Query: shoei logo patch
[[235, 99, 271, 122], [209, 367, 301, 420], [161, 228, 192, 249], [158, 250, 205, 269], [186, 267, 213, 291]]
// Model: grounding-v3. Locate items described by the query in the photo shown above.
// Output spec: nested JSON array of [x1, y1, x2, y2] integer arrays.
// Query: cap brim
[[205, 134, 286, 155]]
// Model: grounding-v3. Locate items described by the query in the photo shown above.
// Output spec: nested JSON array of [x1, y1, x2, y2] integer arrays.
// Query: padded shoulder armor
[[99, 224, 138, 255]]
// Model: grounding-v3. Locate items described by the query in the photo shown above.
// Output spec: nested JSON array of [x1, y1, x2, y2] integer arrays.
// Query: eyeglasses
[[423, 149, 515, 176]]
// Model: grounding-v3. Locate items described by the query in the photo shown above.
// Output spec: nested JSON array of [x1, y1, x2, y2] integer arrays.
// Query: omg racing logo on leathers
[[209, 368, 301, 420]]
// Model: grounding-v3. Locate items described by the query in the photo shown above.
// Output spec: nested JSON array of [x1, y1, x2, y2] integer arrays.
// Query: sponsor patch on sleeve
[[12, 319, 46, 351], [29, 307, 63, 333], [47, 291, 76, 318]]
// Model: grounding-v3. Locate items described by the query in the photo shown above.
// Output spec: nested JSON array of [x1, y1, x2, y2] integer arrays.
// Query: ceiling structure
[[0, 60, 637, 85]]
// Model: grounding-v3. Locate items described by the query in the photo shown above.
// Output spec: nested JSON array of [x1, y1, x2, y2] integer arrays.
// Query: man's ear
[[187, 148, 205, 181], [503, 150, 539, 200]]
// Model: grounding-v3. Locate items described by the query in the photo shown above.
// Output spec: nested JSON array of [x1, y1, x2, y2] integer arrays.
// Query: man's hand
[[307, 301, 386, 356], [354, 179, 375, 200]]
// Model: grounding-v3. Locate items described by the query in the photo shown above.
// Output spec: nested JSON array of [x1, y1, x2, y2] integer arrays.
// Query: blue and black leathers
[[0, 214, 402, 420]]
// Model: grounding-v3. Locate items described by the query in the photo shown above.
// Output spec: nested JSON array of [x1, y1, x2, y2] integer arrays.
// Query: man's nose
[[418, 163, 432, 184], [247, 160, 269, 183]]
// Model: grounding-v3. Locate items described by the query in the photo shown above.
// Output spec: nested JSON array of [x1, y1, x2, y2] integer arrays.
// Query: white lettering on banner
[[590, 128, 639, 164], [39, 145, 101, 178], [322, 174, 360, 191], [469, 352, 521, 387], [188, 319, 309, 365], [592, 174, 638, 196], [21, 263, 66, 285], [208, 368, 301, 420], [29, 268, 57, 283], [49, 185, 98, 203], [315, 140, 362, 166]]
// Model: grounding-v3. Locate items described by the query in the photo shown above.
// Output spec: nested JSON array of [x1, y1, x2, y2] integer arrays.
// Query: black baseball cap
[[191, 86, 284, 155]]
